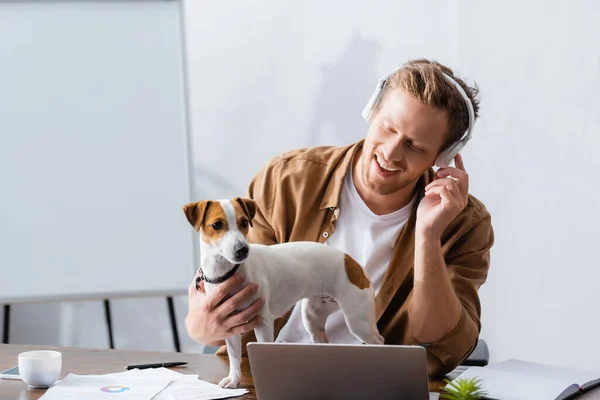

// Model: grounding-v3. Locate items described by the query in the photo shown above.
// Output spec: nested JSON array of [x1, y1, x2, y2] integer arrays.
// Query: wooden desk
[[0, 344, 446, 399]]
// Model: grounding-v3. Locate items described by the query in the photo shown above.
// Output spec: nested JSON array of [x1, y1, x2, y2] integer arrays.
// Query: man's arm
[[410, 212, 493, 376], [411, 231, 463, 343], [411, 210, 492, 335], [409, 155, 493, 375]]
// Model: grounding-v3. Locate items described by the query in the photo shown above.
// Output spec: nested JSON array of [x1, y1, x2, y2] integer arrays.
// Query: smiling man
[[185, 58, 494, 377]]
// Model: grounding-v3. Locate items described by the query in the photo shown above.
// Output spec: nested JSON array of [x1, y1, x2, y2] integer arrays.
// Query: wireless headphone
[[361, 66, 475, 168]]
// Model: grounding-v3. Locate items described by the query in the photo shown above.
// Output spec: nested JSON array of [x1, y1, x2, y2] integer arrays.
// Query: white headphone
[[361, 66, 475, 168]]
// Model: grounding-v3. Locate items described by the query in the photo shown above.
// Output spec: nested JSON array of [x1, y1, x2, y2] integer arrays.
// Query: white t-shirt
[[275, 163, 416, 344]]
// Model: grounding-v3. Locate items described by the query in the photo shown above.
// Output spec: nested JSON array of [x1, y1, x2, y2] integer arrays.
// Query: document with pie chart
[[39, 373, 170, 400]]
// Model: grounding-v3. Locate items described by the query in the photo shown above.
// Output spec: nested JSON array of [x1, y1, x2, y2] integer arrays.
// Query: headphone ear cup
[[362, 87, 383, 121], [434, 149, 452, 169], [435, 139, 468, 168]]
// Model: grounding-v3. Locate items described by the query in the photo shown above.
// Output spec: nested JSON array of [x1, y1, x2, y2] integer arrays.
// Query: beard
[[360, 151, 412, 196]]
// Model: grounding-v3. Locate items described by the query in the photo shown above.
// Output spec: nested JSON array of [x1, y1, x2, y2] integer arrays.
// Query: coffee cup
[[18, 350, 62, 389]]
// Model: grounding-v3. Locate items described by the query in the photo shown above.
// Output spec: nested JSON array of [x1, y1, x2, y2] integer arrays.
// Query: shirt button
[[322, 232, 329, 238]]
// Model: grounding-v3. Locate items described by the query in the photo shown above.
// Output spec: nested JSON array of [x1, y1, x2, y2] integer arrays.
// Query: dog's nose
[[234, 244, 249, 260]]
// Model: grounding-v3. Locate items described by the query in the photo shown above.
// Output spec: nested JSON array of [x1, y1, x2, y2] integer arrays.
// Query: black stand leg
[[2, 304, 9, 344], [104, 300, 115, 349], [166, 296, 180, 352]]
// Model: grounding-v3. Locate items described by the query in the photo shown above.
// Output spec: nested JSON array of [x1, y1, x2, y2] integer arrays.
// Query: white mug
[[18, 350, 62, 389]]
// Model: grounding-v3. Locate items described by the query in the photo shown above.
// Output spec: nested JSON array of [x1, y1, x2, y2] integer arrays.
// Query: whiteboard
[[0, 0, 197, 303]]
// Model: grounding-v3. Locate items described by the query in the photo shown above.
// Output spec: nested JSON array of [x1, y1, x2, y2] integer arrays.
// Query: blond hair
[[376, 59, 480, 150]]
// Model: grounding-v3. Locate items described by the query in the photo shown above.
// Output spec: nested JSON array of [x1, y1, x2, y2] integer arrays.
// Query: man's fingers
[[435, 167, 467, 181], [425, 177, 458, 191], [196, 277, 205, 294], [425, 184, 462, 204], [214, 281, 259, 318], [454, 154, 466, 171], [438, 185, 457, 206], [188, 270, 203, 296], [433, 167, 468, 194], [228, 315, 264, 336], [225, 297, 265, 327], [206, 273, 246, 310]]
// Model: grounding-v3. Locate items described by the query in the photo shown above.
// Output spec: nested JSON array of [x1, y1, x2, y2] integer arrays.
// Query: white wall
[[184, 0, 600, 371], [459, 1, 600, 371], [7, 0, 600, 371]]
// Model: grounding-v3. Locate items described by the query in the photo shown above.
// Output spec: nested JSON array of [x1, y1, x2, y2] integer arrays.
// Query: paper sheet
[[39, 374, 170, 400], [39, 367, 247, 400], [165, 380, 247, 400]]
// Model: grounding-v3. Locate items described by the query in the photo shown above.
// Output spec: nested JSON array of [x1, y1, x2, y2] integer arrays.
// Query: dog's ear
[[182, 200, 212, 232], [235, 197, 257, 227]]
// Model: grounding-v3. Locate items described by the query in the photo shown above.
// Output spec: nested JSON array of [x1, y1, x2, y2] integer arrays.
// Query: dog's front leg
[[254, 317, 274, 342], [218, 335, 242, 389]]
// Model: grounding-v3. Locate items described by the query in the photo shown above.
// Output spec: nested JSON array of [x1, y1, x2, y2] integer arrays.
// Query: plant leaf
[[441, 376, 489, 400]]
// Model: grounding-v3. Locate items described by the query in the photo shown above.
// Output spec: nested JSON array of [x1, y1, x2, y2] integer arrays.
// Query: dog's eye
[[241, 219, 249, 228], [211, 221, 223, 230]]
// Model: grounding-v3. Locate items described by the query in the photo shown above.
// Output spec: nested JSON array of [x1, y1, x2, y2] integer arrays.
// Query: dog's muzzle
[[233, 243, 249, 261]]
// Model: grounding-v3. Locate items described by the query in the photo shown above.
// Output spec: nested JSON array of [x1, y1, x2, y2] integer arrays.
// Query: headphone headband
[[440, 72, 474, 143], [361, 65, 476, 167]]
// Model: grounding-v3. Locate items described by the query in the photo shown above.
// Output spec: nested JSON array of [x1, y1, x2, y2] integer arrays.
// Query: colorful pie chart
[[100, 385, 131, 393]]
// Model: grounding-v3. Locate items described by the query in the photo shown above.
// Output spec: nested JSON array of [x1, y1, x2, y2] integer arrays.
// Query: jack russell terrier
[[183, 197, 384, 389]]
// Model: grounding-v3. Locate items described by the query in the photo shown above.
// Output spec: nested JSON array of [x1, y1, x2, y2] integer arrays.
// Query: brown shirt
[[216, 140, 494, 377]]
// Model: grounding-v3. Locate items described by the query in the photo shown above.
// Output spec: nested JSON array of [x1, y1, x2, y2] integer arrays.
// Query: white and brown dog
[[183, 197, 384, 389]]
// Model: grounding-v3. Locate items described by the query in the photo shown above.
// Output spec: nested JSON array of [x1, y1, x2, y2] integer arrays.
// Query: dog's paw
[[312, 329, 329, 343], [218, 375, 240, 389], [362, 333, 385, 345]]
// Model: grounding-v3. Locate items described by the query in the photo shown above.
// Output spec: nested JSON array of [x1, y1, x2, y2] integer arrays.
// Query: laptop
[[247, 342, 431, 400]]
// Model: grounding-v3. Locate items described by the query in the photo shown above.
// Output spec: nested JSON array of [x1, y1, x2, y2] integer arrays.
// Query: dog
[[183, 197, 385, 389]]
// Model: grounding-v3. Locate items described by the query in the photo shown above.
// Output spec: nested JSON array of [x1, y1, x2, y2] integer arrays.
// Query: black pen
[[125, 361, 187, 370]]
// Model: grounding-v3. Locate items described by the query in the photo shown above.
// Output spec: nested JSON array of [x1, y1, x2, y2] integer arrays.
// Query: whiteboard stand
[[2, 305, 9, 344], [0, 299, 181, 352], [103, 300, 115, 349], [101, 297, 180, 351], [166, 297, 181, 352]]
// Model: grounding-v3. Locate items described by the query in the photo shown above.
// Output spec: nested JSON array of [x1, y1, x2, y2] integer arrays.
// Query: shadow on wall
[[192, 166, 240, 201], [305, 31, 382, 147]]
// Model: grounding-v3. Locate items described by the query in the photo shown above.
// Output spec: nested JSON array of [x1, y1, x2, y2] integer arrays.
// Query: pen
[[125, 362, 187, 370]]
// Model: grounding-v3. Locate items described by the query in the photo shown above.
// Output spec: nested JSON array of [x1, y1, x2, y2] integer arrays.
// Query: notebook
[[449, 359, 600, 400]]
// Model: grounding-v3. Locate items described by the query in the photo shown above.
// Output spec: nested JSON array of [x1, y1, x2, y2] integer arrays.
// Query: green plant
[[440, 376, 488, 400]]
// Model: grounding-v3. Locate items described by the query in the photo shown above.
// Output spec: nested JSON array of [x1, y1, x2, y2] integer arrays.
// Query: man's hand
[[185, 270, 265, 346], [416, 154, 469, 239]]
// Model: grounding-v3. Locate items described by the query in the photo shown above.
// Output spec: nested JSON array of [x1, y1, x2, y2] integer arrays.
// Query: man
[[185, 59, 494, 377]]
